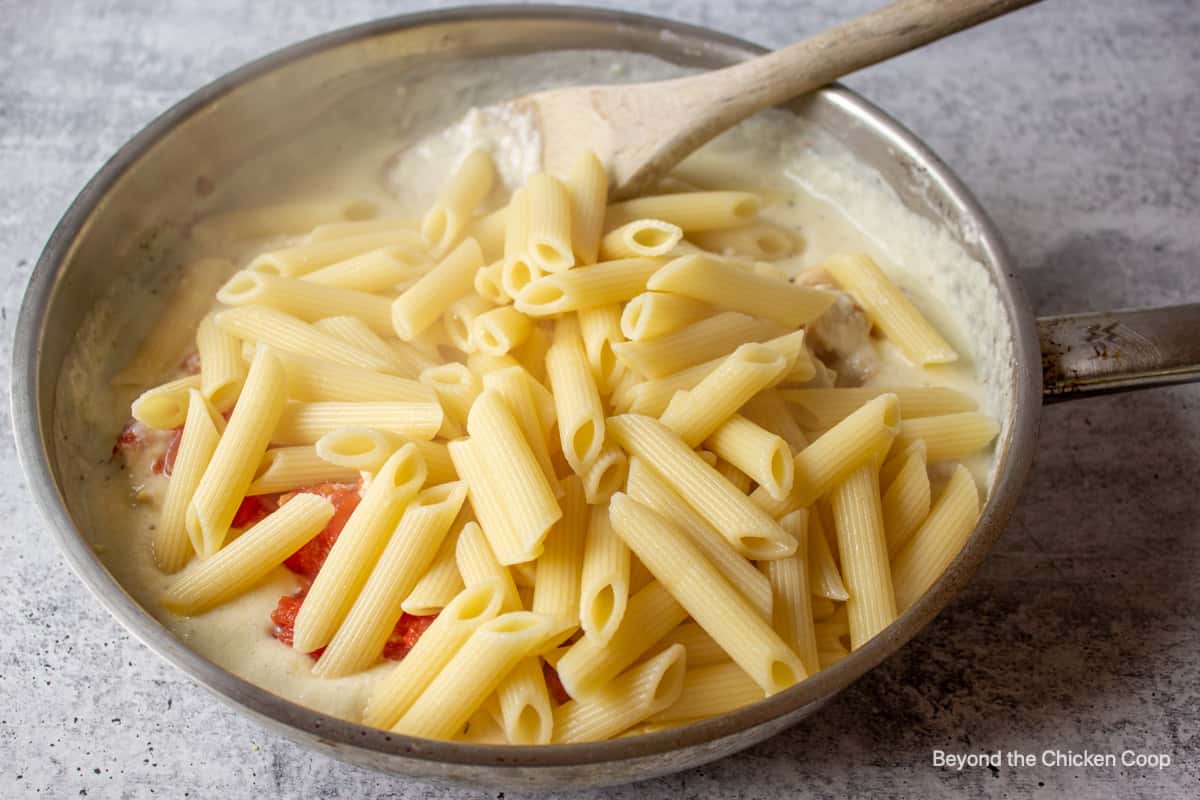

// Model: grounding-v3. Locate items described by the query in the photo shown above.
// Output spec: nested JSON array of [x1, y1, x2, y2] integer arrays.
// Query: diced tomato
[[152, 427, 184, 476], [383, 613, 437, 660], [543, 660, 570, 705], [113, 419, 145, 455], [231, 493, 279, 529], [270, 589, 325, 659], [282, 483, 363, 579]]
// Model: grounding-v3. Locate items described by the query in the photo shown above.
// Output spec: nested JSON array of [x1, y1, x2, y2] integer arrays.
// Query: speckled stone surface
[[2, 1, 1198, 797]]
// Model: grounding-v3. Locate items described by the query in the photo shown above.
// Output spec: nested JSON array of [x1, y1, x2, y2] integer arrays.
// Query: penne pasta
[[546, 317, 606, 474], [531, 476, 588, 627], [315, 481, 467, 677], [419, 363, 480, 437], [275, 350, 434, 404], [164, 493, 334, 614], [473, 260, 510, 306], [131, 375, 203, 430], [472, 306, 533, 356], [525, 173, 575, 272], [501, 188, 541, 298], [496, 656, 555, 744], [604, 192, 762, 232], [155, 390, 224, 572], [422, 149, 497, 255], [764, 510, 820, 676], [609, 494, 805, 694], [247, 445, 358, 496], [467, 206, 508, 263], [312, 315, 435, 378], [448, 442, 536, 567], [247, 230, 416, 278], [824, 253, 958, 365], [301, 241, 428, 291], [196, 313, 247, 412], [649, 661, 763, 723], [553, 645, 687, 743], [577, 304, 626, 395], [186, 348, 287, 556], [579, 504, 631, 646], [608, 415, 796, 560], [782, 386, 977, 431], [831, 463, 896, 650], [581, 443, 628, 504], [599, 219, 683, 260], [647, 254, 837, 327], [444, 294, 493, 352], [214, 306, 392, 371], [807, 509, 849, 601], [891, 464, 980, 612], [391, 238, 485, 340], [613, 311, 783, 379], [481, 366, 558, 492], [654, 621, 728, 668], [891, 413, 1000, 462], [272, 401, 443, 445], [401, 520, 466, 616], [741, 390, 809, 453], [291, 446, 427, 652], [882, 443, 931, 556], [705, 414, 795, 502], [619, 292, 712, 342], [565, 151, 607, 266], [514, 258, 663, 317]]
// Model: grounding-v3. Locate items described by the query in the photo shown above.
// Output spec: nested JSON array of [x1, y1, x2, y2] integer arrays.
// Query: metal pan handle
[[1039, 303, 1200, 402]]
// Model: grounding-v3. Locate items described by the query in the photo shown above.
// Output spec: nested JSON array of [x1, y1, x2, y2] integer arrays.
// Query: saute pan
[[12, 6, 1200, 791]]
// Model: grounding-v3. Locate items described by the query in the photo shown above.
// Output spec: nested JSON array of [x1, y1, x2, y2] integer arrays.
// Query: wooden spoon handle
[[619, 0, 1040, 192]]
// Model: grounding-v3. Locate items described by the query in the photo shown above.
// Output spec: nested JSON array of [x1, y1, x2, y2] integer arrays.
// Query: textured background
[[2, 1, 1198, 798]]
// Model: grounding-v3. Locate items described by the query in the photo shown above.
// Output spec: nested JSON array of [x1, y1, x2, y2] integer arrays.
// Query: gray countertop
[[2, 1, 1198, 797]]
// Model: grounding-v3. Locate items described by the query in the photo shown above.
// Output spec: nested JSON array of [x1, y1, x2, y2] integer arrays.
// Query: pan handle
[[1039, 303, 1200, 402]]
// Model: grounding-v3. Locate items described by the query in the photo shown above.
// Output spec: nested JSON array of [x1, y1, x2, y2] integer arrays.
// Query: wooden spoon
[[520, 0, 1040, 197]]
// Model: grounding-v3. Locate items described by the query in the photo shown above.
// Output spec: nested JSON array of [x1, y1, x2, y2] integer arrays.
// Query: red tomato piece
[[269, 590, 325, 659], [231, 493, 279, 529], [282, 483, 363, 579], [543, 660, 571, 705], [382, 613, 437, 660], [152, 427, 184, 476], [113, 419, 145, 455]]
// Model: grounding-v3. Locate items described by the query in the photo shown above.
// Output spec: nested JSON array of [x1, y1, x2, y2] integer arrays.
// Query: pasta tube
[[763, 510, 819, 676], [214, 306, 392, 371], [514, 258, 663, 316], [300, 243, 428, 292], [649, 661, 763, 723], [531, 476, 588, 627], [391, 238, 485, 340], [553, 645, 687, 742], [275, 350, 434, 404], [272, 401, 444, 445], [891, 465, 980, 612], [247, 445, 358, 496], [892, 413, 1000, 462], [217, 270, 394, 336], [579, 504, 631, 646], [196, 313, 246, 412], [566, 151, 607, 265], [577, 304, 625, 394], [612, 311, 783, 379], [422, 149, 497, 254], [546, 317, 606, 473], [472, 306, 533, 356], [604, 192, 762, 232], [131, 375, 202, 430], [831, 463, 896, 650], [782, 386, 976, 430], [155, 389, 224, 572], [705, 414, 794, 502], [525, 173, 575, 272], [599, 219, 683, 260], [620, 292, 711, 342]]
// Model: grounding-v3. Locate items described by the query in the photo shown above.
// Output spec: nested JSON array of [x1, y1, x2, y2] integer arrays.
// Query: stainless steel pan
[[12, 6, 1200, 791]]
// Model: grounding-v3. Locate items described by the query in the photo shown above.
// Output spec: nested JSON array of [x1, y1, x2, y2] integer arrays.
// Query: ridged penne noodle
[[187, 348, 287, 555], [481, 366, 558, 492], [448, 442, 536, 567], [301, 241, 428, 291], [458, 705, 507, 744], [608, 366, 642, 414], [467, 206, 508, 263], [363, 579, 506, 729], [312, 315, 435, 378], [214, 306, 392, 371], [247, 445, 358, 496], [655, 621, 727, 668], [466, 390, 563, 559], [613, 311, 782, 379], [501, 188, 541, 298], [599, 219, 683, 260], [531, 476, 588, 627], [764, 510, 819, 676], [751, 393, 900, 516], [514, 258, 663, 317], [705, 414, 794, 501], [193, 199, 376, 245], [604, 192, 762, 232], [419, 363, 480, 438], [473, 260, 510, 306], [276, 350, 434, 404], [831, 463, 895, 650], [579, 504, 631, 646], [156, 390, 224, 572], [291, 446, 427, 652], [112, 257, 236, 386], [628, 469, 753, 614], [690, 222, 798, 261], [648, 254, 837, 327], [879, 438, 927, 490], [649, 661, 763, 723], [315, 481, 467, 677], [514, 323, 553, 385], [314, 427, 392, 473], [164, 493, 334, 614], [391, 611, 562, 739], [553, 644, 687, 742], [891, 464, 980, 612], [305, 216, 418, 242], [892, 413, 1000, 462], [496, 656, 555, 744], [272, 401, 443, 445], [882, 444, 931, 556], [824, 253, 958, 365], [546, 317, 606, 474], [131, 374, 203, 430], [444, 294, 493, 352], [581, 443, 628, 504], [401, 520, 466, 616], [782, 386, 977, 430], [740, 390, 808, 453], [555, 580, 687, 699], [609, 494, 805, 693], [566, 151, 607, 265], [608, 415, 795, 560], [422, 149, 497, 255], [659, 342, 788, 446], [577, 304, 625, 394], [391, 238, 485, 340], [472, 306, 533, 356], [807, 509, 849, 601], [525, 173, 574, 272], [247, 230, 416, 278], [619, 292, 712, 342], [196, 313, 246, 412]]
